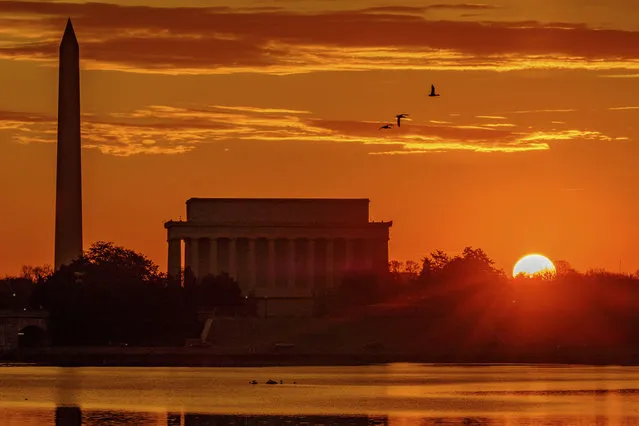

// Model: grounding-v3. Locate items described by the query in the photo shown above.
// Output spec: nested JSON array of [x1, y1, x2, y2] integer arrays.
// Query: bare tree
[[554, 260, 575, 276], [389, 260, 404, 274], [20, 265, 53, 283], [404, 260, 421, 276]]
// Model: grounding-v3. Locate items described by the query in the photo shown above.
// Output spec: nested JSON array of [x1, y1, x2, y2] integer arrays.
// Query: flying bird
[[395, 114, 409, 127], [429, 84, 440, 97], [378, 124, 393, 130]]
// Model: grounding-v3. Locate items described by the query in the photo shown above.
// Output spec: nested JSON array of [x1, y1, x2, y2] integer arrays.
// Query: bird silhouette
[[396, 114, 409, 127], [429, 84, 440, 97], [378, 123, 393, 130]]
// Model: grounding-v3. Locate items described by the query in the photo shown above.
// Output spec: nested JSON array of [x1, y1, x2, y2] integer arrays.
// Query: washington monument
[[54, 19, 83, 270]]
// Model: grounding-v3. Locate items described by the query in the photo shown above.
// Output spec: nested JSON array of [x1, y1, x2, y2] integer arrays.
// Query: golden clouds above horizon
[[0, 1, 634, 157], [0, 1, 638, 75], [0, 105, 621, 156]]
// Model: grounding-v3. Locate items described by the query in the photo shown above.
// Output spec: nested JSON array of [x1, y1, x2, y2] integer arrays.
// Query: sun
[[513, 254, 556, 278]]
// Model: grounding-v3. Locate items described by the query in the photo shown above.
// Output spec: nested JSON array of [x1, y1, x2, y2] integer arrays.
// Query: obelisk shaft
[[54, 19, 83, 270]]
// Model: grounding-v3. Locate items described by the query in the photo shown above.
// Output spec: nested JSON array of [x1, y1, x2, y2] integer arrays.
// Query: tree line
[[0, 242, 246, 346], [1, 242, 638, 350], [332, 247, 639, 351]]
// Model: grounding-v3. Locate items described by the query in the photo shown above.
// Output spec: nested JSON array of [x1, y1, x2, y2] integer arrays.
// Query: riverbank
[[2, 346, 639, 367]]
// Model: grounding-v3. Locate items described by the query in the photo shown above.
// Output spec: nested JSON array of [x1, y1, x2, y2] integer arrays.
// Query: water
[[0, 364, 638, 425]]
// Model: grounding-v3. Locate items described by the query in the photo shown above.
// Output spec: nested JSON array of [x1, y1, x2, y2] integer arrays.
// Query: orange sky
[[0, 0, 638, 276]]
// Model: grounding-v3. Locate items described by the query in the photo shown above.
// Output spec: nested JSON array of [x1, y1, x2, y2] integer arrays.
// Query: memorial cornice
[[165, 221, 391, 240], [164, 220, 392, 228]]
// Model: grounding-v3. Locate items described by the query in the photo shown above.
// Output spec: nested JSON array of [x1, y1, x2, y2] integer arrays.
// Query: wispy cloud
[[476, 115, 507, 119], [361, 4, 500, 14], [427, 4, 500, 10], [608, 106, 639, 111], [600, 73, 639, 78], [481, 123, 516, 127], [508, 108, 578, 114], [0, 2, 637, 74], [0, 105, 617, 156]]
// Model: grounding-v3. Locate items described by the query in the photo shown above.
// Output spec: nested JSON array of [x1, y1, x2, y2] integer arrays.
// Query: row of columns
[[168, 237, 379, 293]]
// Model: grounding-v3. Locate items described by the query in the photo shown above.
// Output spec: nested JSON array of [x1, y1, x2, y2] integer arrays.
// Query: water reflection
[[56, 407, 388, 426], [182, 413, 387, 425], [48, 406, 639, 426], [54, 406, 81, 426], [2, 365, 639, 425]]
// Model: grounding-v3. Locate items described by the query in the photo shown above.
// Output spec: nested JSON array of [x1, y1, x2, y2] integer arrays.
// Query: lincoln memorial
[[164, 198, 392, 300]]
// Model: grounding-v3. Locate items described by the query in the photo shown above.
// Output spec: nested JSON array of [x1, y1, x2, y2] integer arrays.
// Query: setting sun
[[513, 254, 556, 278]]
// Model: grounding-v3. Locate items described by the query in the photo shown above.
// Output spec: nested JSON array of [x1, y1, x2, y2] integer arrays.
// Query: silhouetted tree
[[554, 260, 576, 276], [389, 261, 403, 274], [74, 241, 164, 286], [419, 257, 433, 281], [9, 240, 639, 359], [30, 241, 190, 346], [20, 265, 53, 284], [429, 249, 451, 273], [404, 260, 421, 276], [416, 247, 503, 285]]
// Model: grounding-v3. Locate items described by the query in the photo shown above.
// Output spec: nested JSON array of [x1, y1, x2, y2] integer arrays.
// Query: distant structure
[[54, 19, 83, 270], [0, 310, 49, 351], [165, 199, 392, 315]]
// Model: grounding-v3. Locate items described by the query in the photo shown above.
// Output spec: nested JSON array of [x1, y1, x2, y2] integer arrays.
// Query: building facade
[[164, 198, 392, 299]]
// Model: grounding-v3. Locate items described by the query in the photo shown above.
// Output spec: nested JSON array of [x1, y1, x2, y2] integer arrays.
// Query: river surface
[[0, 364, 638, 425]]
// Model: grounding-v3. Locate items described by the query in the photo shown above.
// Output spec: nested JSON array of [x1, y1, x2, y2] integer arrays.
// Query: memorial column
[[287, 239, 296, 288], [229, 237, 237, 279], [268, 238, 276, 288], [208, 237, 218, 276], [344, 238, 354, 271], [167, 238, 181, 280], [326, 238, 334, 288], [363, 238, 373, 271], [184, 238, 191, 272], [190, 238, 200, 279], [247, 238, 257, 293], [307, 239, 315, 291]]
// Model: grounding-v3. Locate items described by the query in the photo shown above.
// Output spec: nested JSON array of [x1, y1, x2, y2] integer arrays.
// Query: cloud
[[360, 4, 499, 14], [600, 73, 639, 78], [608, 106, 639, 111], [0, 104, 617, 156], [480, 123, 516, 127], [0, 1, 637, 74], [425, 4, 500, 10], [507, 108, 578, 114]]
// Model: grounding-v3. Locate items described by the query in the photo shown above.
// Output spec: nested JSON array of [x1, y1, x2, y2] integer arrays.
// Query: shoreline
[[2, 347, 639, 367]]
